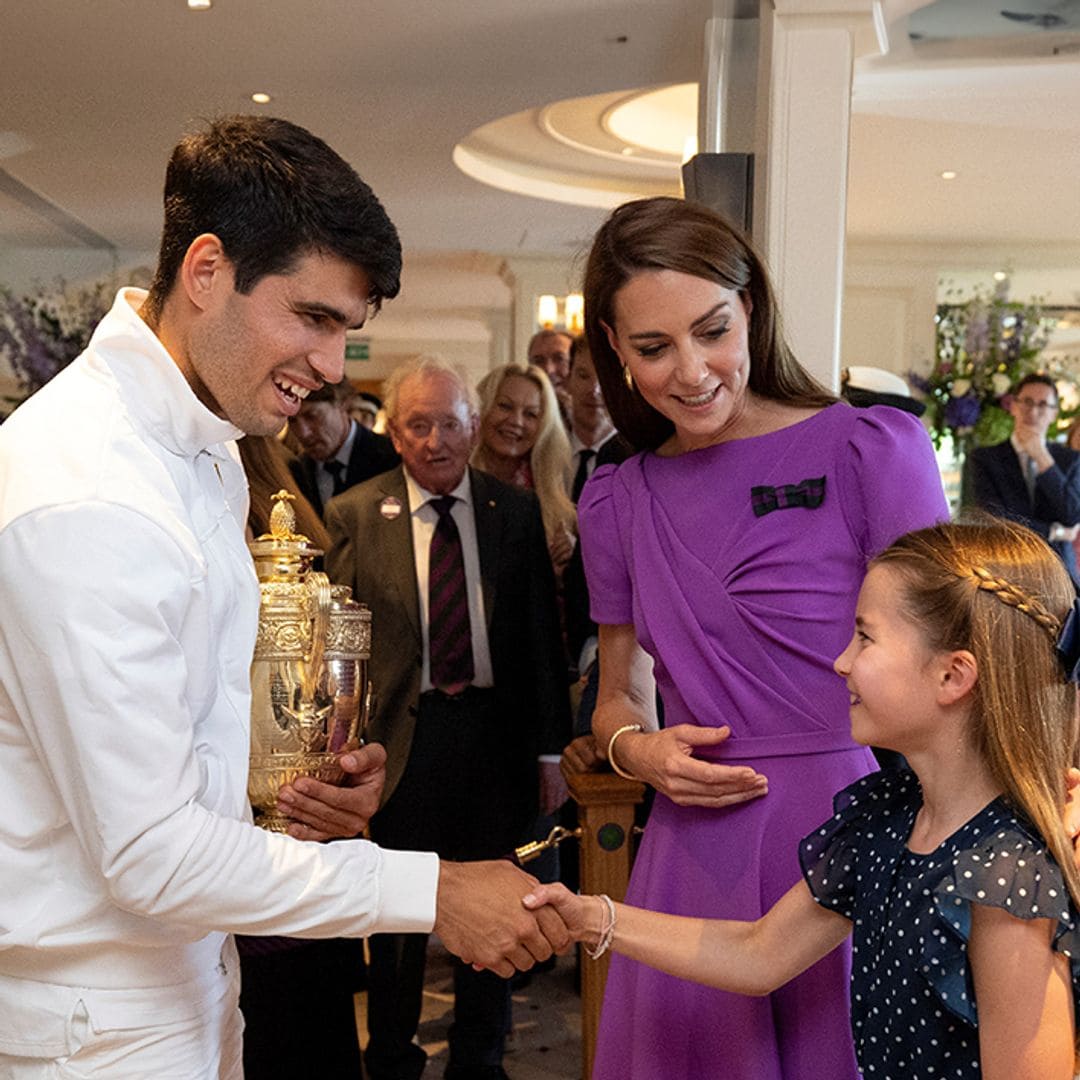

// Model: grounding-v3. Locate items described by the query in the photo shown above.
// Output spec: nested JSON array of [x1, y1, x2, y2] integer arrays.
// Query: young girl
[[527, 520, 1080, 1079]]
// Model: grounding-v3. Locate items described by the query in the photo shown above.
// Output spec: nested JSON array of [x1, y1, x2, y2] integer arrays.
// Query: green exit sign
[[345, 340, 370, 361]]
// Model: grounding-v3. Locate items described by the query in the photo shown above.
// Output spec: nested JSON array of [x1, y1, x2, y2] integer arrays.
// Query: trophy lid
[[248, 490, 324, 580]]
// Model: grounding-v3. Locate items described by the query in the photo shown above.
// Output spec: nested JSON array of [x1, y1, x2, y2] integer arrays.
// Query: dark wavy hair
[[143, 115, 401, 323], [583, 197, 835, 451], [1013, 371, 1059, 404]]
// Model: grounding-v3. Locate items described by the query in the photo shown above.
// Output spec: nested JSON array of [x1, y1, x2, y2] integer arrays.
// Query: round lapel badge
[[379, 496, 403, 520]]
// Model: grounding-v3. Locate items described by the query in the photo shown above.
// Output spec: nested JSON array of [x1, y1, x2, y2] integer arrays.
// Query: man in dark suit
[[565, 334, 628, 505], [527, 328, 573, 426], [326, 356, 571, 1080], [288, 380, 399, 515], [563, 336, 630, 679], [967, 372, 1080, 586]]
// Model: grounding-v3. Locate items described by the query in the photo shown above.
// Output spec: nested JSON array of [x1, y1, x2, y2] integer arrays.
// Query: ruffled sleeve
[[800, 769, 917, 920], [838, 406, 949, 561], [578, 462, 634, 626], [924, 825, 1080, 1025]]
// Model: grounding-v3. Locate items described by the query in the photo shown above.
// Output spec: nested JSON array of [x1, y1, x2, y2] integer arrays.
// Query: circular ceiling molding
[[604, 83, 698, 158], [453, 86, 689, 208]]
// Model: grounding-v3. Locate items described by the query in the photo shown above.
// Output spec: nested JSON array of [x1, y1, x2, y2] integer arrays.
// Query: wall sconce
[[537, 295, 559, 329], [536, 293, 584, 334], [564, 294, 584, 334]]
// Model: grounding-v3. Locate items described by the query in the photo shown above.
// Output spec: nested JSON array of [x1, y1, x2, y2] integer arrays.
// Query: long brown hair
[[874, 518, 1080, 907], [237, 434, 331, 551], [583, 196, 836, 451]]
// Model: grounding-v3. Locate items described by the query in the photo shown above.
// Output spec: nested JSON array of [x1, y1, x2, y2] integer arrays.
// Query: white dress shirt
[[0, 290, 436, 1049], [402, 468, 494, 691], [1010, 432, 1042, 491]]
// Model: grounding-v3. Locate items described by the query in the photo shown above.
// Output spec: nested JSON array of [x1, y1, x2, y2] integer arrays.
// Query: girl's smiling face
[[834, 565, 952, 754]]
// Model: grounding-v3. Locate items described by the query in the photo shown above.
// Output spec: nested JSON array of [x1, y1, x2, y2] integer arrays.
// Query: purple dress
[[579, 404, 949, 1080]]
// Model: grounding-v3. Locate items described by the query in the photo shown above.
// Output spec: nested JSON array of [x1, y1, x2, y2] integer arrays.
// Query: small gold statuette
[[247, 491, 373, 832]]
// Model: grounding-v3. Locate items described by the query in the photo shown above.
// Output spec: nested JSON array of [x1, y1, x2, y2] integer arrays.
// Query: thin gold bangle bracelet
[[606, 723, 644, 781]]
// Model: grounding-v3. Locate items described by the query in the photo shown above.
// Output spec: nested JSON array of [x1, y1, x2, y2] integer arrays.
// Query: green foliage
[[911, 278, 1059, 455]]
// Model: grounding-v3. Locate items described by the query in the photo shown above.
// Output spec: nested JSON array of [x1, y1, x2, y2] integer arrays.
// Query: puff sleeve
[[578, 462, 634, 626], [838, 406, 949, 561]]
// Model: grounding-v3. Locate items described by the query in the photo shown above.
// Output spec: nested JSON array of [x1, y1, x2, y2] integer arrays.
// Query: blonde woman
[[473, 362, 577, 574]]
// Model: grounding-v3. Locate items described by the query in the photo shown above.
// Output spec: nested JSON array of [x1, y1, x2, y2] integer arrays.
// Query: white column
[[499, 255, 582, 366], [754, 0, 882, 390]]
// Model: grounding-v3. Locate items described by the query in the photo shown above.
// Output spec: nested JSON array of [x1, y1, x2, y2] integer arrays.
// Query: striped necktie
[[427, 496, 474, 694]]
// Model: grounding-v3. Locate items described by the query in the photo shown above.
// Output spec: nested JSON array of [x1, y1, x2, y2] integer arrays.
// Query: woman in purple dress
[[577, 197, 948, 1079]]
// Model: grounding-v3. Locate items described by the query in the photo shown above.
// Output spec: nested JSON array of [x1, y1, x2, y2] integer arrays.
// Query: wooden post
[[562, 763, 645, 1080]]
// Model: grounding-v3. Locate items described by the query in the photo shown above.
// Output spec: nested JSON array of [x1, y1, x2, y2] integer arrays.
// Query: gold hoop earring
[[623, 366, 634, 392]]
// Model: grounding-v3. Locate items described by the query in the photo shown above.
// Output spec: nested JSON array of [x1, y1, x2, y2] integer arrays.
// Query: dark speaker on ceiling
[[681, 152, 754, 237]]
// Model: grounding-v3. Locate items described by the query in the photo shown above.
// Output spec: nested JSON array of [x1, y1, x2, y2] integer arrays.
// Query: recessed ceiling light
[[993, 271, 1008, 282], [187, 0, 212, 9], [620, 147, 634, 156], [251, 92, 272, 105], [940, 170, 958, 180]]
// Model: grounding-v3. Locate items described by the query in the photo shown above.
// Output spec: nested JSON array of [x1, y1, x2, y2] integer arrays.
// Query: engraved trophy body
[[247, 492, 372, 832]]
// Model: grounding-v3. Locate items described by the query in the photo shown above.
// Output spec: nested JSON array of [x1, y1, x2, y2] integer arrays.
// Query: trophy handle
[[353, 675, 375, 744], [299, 571, 332, 703]]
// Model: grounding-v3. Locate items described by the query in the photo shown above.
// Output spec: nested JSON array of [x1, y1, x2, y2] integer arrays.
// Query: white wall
[[0, 248, 522, 400], [841, 240, 1080, 388]]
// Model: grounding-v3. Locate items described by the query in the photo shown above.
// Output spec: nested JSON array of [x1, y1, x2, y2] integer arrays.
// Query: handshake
[[433, 860, 574, 977], [277, 743, 577, 976]]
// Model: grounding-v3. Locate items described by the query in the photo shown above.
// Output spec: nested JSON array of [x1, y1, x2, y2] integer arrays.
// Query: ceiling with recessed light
[[0, 0, 1078, 267]]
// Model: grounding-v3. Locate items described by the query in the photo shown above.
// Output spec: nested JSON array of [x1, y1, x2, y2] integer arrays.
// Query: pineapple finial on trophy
[[267, 489, 300, 541]]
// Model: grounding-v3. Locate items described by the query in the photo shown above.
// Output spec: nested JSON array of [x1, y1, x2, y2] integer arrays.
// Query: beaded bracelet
[[584, 893, 617, 960], [606, 722, 644, 781]]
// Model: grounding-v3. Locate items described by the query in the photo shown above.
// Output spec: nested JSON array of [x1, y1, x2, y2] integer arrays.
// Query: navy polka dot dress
[[799, 769, 1080, 1078]]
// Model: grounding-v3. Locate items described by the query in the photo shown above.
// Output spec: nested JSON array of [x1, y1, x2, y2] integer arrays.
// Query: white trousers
[[0, 941, 243, 1080]]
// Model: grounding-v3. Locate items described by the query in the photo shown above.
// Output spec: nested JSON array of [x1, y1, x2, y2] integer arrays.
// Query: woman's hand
[[522, 883, 606, 947], [592, 625, 768, 807], [561, 733, 602, 775], [610, 724, 768, 808]]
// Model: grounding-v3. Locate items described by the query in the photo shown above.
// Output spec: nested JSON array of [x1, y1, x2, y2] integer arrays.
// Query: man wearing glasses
[[967, 372, 1080, 585]]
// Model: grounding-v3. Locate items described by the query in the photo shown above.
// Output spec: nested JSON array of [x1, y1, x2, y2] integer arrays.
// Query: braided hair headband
[[959, 563, 1080, 682], [965, 564, 1061, 639]]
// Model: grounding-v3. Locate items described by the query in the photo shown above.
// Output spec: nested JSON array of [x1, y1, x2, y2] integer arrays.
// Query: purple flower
[[0, 282, 110, 404], [908, 371, 932, 394], [945, 393, 981, 430]]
